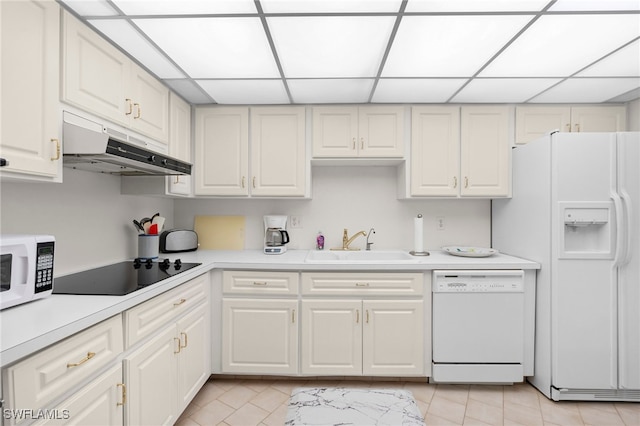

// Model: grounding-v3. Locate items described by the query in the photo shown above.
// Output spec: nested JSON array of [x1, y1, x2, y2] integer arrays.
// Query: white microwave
[[0, 234, 55, 310]]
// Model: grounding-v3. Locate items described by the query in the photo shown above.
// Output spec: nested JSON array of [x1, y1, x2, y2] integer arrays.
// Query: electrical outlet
[[436, 216, 445, 231], [290, 216, 302, 229]]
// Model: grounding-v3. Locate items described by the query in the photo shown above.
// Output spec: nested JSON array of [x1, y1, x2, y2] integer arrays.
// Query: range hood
[[62, 111, 192, 176]]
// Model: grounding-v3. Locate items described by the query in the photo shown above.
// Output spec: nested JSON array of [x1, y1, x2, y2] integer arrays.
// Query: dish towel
[[285, 387, 425, 425]]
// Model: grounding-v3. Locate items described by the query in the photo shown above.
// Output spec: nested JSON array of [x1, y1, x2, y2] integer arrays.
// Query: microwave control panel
[[35, 241, 55, 293]]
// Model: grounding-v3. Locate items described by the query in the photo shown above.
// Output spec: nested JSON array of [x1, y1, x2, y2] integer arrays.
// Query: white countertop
[[0, 249, 538, 367]]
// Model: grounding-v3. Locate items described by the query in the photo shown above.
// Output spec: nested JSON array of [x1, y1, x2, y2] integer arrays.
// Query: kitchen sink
[[305, 250, 418, 263]]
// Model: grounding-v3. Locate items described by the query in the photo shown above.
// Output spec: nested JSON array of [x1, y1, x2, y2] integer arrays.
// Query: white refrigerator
[[492, 132, 639, 401]]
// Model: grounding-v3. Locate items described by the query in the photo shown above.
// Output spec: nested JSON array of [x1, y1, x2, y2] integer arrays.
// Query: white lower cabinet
[[301, 300, 424, 376]]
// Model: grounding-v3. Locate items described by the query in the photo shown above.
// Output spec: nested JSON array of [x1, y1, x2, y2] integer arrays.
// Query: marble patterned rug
[[285, 387, 425, 425]]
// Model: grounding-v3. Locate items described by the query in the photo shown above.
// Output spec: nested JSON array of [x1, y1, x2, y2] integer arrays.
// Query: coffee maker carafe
[[264, 215, 290, 254]]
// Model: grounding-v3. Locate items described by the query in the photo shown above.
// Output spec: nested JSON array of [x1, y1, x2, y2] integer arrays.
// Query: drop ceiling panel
[[479, 14, 640, 77], [268, 16, 396, 78], [288, 79, 374, 103], [196, 80, 290, 104], [405, 0, 550, 12], [165, 79, 213, 104], [577, 39, 640, 77], [62, 0, 118, 16], [133, 17, 280, 78], [260, 0, 403, 13], [530, 77, 640, 103], [372, 78, 467, 103], [382, 15, 533, 77], [111, 0, 257, 15], [451, 78, 562, 103], [549, 0, 640, 11]]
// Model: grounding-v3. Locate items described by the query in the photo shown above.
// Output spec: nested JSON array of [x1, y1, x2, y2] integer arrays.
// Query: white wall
[[174, 166, 491, 251], [627, 99, 640, 131], [0, 169, 174, 275]]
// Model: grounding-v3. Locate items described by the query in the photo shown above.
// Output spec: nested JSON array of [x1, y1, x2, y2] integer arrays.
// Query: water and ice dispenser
[[560, 202, 614, 259]]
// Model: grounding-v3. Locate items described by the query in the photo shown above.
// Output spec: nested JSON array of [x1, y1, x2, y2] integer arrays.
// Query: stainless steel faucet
[[366, 228, 375, 251]]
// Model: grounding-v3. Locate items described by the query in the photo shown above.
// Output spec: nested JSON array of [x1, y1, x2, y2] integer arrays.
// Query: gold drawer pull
[[366, 310, 370, 324], [117, 383, 127, 406], [464, 176, 469, 188], [180, 332, 188, 349], [356, 282, 369, 287], [356, 309, 360, 323], [125, 98, 133, 115], [173, 298, 186, 306], [134, 103, 141, 119], [292, 309, 296, 324], [253, 281, 267, 286], [67, 351, 96, 368], [352, 137, 356, 150], [51, 138, 60, 161], [453, 176, 457, 188], [174, 337, 181, 354]]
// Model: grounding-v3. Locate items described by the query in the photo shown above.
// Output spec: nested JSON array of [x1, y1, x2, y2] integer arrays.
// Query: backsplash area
[[0, 168, 174, 275], [174, 166, 490, 251]]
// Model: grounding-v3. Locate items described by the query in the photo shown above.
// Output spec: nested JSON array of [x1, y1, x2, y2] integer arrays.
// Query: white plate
[[442, 246, 498, 257]]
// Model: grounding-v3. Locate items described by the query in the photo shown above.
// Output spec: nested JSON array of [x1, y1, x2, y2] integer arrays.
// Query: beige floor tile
[[269, 379, 309, 395], [464, 398, 503, 425], [504, 383, 542, 410], [424, 412, 463, 425], [469, 385, 504, 409], [578, 402, 625, 426], [504, 401, 544, 426], [427, 394, 467, 424], [175, 417, 200, 426], [223, 402, 270, 426], [262, 403, 289, 426], [249, 387, 290, 412], [435, 384, 471, 405], [538, 399, 584, 425], [405, 382, 437, 404], [190, 400, 235, 425], [615, 402, 640, 426], [190, 381, 229, 407], [462, 417, 494, 426], [217, 385, 259, 409]]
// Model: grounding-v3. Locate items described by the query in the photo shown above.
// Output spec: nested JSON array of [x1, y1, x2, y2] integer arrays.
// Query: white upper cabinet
[[313, 106, 404, 158], [409, 105, 510, 198], [62, 11, 169, 144], [0, 0, 61, 182], [167, 92, 192, 196], [194, 106, 307, 197], [515, 105, 626, 144]]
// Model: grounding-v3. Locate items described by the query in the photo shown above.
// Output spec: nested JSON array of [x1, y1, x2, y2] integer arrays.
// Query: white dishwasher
[[432, 270, 525, 384]]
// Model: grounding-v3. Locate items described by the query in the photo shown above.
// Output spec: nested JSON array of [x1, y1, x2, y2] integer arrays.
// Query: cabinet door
[[33, 365, 124, 426], [571, 106, 626, 133], [129, 63, 169, 144], [194, 107, 249, 196], [460, 106, 510, 197], [125, 325, 178, 426], [0, 0, 60, 179], [515, 106, 571, 144], [301, 300, 362, 375], [410, 106, 460, 196], [222, 298, 298, 374], [312, 106, 358, 157], [176, 304, 210, 413], [168, 93, 192, 196], [62, 10, 130, 127], [358, 106, 405, 157], [250, 106, 307, 196], [362, 300, 424, 376]]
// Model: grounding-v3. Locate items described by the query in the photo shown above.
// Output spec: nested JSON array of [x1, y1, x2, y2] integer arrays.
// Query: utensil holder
[[138, 235, 159, 260]]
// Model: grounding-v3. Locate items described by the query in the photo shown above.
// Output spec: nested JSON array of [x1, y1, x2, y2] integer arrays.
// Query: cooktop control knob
[[145, 258, 154, 269], [160, 258, 171, 270], [148, 155, 156, 163], [174, 259, 182, 269], [133, 258, 142, 268]]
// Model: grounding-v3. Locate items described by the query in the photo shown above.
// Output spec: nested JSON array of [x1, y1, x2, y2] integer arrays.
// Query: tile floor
[[176, 377, 640, 426]]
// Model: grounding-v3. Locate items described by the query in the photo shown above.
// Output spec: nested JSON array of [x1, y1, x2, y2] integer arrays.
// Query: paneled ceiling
[[58, 0, 640, 105]]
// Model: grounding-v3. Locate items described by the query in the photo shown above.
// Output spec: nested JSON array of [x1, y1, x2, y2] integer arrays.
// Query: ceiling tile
[[382, 15, 533, 77], [372, 78, 467, 102], [405, 0, 550, 12], [164, 79, 213, 104], [577, 39, 640, 77], [88, 19, 185, 79], [261, 0, 403, 13], [549, 0, 640, 11], [61, 0, 118, 16], [196, 80, 290, 104], [451, 78, 562, 103], [480, 14, 640, 77], [267, 16, 396, 78], [133, 17, 280, 78], [529, 77, 640, 103], [288, 79, 374, 103], [111, 0, 257, 15]]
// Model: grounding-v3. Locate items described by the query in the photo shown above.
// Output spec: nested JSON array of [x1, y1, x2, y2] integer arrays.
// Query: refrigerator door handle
[[612, 192, 626, 267], [620, 189, 632, 266]]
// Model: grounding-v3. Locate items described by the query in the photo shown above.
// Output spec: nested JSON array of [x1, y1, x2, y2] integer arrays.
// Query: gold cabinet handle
[[565, 123, 571, 132], [356, 282, 369, 287], [134, 103, 141, 119], [352, 137, 356, 150], [51, 138, 60, 161], [125, 98, 133, 115], [174, 337, 181, 354], [241, 176, 245, 188], [292, 309, 296, 324], [356, 309, 360, 324], [574, 123, 580, 132], [67, 351, 96, 368], [253, 281, 267, 286], [117, 383, 127, 406], [464, 176, 469, 188], [180, 332, 188, 349], [360, 137, 364, 150], [252, 176, 256, 188], [366, 310, 370, 324], [174, 175, 180, 184], [453, 176, 457, 188], [173, 298, 186, 307]]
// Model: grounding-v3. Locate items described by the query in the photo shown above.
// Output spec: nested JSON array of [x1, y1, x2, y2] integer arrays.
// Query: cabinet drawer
[[125, 274, 209, 347], [301, 273, 424, 296], [223, 270, 299, 295], [4, 315, 123, 414]]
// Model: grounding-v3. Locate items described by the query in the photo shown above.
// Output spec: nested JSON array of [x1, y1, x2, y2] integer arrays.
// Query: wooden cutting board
[[194, 215, 245, 250]]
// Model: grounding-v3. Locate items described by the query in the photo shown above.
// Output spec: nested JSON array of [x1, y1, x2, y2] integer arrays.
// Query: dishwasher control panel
[[432, 270, 524, 292]]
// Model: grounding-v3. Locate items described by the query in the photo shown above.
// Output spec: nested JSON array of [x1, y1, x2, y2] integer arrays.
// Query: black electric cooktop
[[53, 258, 201, 296]]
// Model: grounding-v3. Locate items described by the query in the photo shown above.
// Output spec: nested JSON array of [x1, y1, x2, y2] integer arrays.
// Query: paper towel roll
[[414, 214, 424, 253]]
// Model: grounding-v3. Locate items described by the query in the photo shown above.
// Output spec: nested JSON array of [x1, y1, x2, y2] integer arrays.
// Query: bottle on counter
[[316, 232, 325, 250]]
